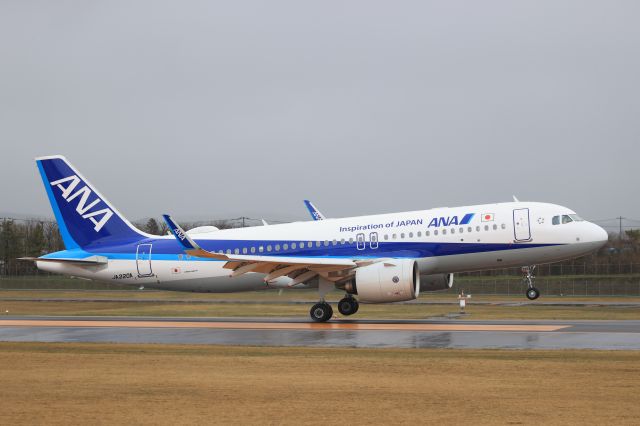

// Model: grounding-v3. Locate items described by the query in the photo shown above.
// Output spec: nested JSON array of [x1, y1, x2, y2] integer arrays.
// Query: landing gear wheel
[[310, 302, 333, 322], [526, 287, 540, 300], [338, 297, 359, 316]]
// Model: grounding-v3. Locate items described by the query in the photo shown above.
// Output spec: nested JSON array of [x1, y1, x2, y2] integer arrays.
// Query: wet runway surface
[[1, 316, 639, 350]]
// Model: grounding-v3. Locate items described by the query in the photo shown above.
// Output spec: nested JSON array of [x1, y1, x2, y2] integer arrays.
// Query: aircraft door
[[356, 233, 366, 250], [369, 232, 378, 249], [513, 208, 532, 242], [136, 244, 153, 277]]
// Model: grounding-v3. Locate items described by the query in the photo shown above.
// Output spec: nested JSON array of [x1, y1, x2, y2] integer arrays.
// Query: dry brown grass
[[0, 343, 639, 425]]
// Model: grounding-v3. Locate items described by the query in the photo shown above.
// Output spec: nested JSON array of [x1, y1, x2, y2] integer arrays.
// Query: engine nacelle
[[345, 259, 420, 303], [419, 273, 454, 292]]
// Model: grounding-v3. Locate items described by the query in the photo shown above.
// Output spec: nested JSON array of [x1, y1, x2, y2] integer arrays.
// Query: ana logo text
[[173, 228, 187, 240], [427, 213, 475, 228], [50, 175, 113, 232]]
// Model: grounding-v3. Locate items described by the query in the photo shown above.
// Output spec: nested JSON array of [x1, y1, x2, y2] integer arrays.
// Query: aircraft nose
[[590, 223, 609, 246]]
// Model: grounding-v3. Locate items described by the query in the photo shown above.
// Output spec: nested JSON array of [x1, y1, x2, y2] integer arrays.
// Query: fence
[[444, 277, 640, 297], [0, 264, 639, 295]]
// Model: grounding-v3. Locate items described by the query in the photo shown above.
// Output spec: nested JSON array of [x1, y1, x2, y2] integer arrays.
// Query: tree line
[[1, 217, 639, 276]]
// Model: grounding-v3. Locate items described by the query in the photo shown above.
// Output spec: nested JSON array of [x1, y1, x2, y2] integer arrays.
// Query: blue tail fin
[[36, 155, 148, 249]]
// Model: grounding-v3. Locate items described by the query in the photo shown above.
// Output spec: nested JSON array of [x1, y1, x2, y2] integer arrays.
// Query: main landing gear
[[522, 265, 540, 300], [338, 296, 359, 316], [309, 297, 360, 322], [310, 302, 333, 322], [309, 278, 360, 322]]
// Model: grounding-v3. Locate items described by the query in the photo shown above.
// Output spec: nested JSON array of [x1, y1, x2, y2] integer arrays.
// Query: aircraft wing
[[163, 215, 364, 285], [303, 200, 326, 220]]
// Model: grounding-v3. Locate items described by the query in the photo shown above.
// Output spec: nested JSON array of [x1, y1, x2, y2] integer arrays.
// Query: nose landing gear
[[522, 266, 540, 300]]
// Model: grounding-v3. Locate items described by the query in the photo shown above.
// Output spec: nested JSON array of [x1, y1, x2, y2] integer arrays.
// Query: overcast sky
[[1, 1, 638, 227]]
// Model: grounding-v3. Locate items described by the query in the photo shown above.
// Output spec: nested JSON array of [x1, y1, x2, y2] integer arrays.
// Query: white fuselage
[[38, 201, 608, 293]]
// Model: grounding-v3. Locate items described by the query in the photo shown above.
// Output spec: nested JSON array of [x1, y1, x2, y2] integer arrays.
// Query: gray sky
[[1, 1, 638, 227]]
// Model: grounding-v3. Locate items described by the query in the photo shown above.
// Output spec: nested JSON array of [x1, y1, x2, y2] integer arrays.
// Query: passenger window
[[275, 244, 280, 251], [349, 238, 354, 244], [442, 229, 447, 235], [451, 228, 455, 234], [434, 230, 438, 236], [316, 241, 321, 247], [242, 248, 247, 254], [417, 231, 422, 237], [459, 227, 464, 233], [234, 248, 239, 254], [332, 240, 337, 246], [392, 234, 397, 239], [426, 231, 430, 236], [226, 249, 231, 254], [384, 234, 389, 240], [400, 233, 405, 239], [324, 241, 329, 246], [552, 216, 560, 225], [259, 246, 264, 253], [493, 224, 498, 230], [476, 226, 480, 232], [292, 243, 297, 249], [409, 232, 413, 238], [267, 245, 272, 252], [484, 225, 489, 231], [283, 243, 289, 250], [251, 247, 256, 253], [468, 227, 472, 233]]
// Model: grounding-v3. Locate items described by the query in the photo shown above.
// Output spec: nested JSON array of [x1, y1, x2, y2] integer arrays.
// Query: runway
[[1, 316, 639, 349]]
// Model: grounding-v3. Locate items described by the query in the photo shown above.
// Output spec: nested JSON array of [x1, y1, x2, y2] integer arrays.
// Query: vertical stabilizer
[[36, 155, 149, 249]]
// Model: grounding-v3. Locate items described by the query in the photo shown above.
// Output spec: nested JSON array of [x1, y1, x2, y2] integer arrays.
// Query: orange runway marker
[[0, 319, 568, 332]]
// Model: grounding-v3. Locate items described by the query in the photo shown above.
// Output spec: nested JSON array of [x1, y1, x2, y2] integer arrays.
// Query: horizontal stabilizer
[[19, 256, 108, 265]]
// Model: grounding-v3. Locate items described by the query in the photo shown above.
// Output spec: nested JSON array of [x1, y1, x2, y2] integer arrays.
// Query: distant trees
[[0, 219, 65, 275], [144, 218, 161, 235]]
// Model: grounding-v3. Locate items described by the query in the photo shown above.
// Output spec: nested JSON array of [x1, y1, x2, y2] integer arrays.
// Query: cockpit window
[[553, 214, 583, 225]]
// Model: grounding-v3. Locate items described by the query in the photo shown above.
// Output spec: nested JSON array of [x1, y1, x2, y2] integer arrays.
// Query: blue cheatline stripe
[[460, 213, 475, 225], [36, 160, 80, 250], [42, 240, 562, 263]]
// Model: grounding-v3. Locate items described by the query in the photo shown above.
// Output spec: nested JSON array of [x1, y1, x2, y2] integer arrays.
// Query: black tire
[[338, 297, 358, 316], [526, 287, 540, 300], [310, 302, 333, 322]]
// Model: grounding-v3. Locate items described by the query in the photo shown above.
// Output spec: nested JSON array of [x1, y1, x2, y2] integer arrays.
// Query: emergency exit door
[[513, 208, 532, 242], [136, 244, 153, 277]]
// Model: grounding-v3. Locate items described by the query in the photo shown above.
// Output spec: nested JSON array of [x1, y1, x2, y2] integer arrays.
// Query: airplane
[[23, 155, 609, 322]]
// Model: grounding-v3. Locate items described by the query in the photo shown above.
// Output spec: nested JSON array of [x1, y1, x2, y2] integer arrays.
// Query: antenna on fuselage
[[512, 195, 520, 202]]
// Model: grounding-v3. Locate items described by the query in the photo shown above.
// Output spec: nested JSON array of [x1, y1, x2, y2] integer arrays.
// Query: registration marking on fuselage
[[0, 319, 569, 332]]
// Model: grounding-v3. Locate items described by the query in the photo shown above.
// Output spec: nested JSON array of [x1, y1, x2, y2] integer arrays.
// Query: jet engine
[[419, 273, 454, 292], [344, 259, 420, 303]]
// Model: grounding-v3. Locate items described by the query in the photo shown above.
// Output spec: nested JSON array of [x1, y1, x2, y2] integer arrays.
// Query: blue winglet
[[162, 214, 198, 250], [303, 200, 326, 221]]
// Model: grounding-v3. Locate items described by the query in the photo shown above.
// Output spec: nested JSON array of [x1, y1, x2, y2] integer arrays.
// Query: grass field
[[1, 289, 639, 320], [0, 343, 639, 425]]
